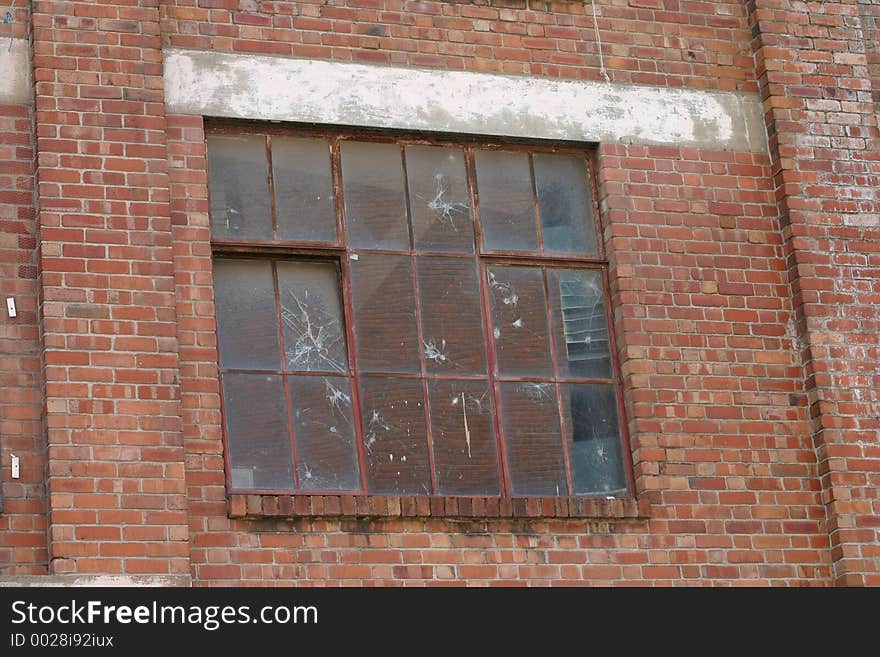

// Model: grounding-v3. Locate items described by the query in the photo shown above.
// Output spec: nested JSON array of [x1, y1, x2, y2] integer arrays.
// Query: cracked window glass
[[406, 145, 475, 254], [207, 134, 272, 240]]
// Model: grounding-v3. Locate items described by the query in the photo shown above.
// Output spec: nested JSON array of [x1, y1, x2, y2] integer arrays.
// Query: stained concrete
[[164, 48, 767, 152], [0, 575, 191, 587], [0, 39, 32, 105]]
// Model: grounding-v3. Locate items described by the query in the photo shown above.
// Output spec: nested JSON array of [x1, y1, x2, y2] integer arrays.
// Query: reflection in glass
[[273, 137, 337, 243], [474, 150, 538, 251], [534, 153, 597, 255], [207, 135, 272, 240]]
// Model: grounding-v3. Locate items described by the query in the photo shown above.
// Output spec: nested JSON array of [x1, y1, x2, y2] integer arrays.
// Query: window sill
[[227, 493, 650, 521]]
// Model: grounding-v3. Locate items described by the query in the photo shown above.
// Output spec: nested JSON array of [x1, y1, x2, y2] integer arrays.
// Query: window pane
[[273, 137, 337, 243], [474, 149, 538, 251], [341, 141, 409, 250], [289, 375, 359, 491], [547, 268, 613, 379], [350, 254, 420, 373], [406, 145, 474, 253], [223, 373, 294, 490], [487, 265, 553, 377], [500, 382, 568, 496], [562, 383, 627, 495], [213, 259, 280, 371], [359, 376, 431, 495], [207, 135, 272, 240], [417, 257, 487, 375], [277, 261, 348, 373], [534, 154, 598, 255], [428, 379, 499, 496]]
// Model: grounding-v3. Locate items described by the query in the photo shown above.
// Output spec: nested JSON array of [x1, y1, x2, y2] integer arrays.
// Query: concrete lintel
[[0, 575, 192, 588], [0, 39, 32, 105], [163, 48, 766, 152]]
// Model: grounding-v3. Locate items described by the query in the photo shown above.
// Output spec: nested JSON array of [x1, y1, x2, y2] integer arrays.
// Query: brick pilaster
[[31, 1, 189, 577], [748, 0, 880, 585]]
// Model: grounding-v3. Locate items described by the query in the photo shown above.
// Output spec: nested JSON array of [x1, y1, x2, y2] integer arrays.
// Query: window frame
[[207, 120, 635, 502]]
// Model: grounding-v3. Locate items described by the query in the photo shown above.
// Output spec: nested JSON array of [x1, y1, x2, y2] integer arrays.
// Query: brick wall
[[1, 0, 877, 585]]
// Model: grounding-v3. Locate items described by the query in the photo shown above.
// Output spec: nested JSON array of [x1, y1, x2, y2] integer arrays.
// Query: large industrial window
[[207, 125, 631, 499]]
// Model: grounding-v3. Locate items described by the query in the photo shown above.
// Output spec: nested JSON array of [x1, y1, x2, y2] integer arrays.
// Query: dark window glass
[[223, 373, 294, 490], [474, 150, 538, 251], [341, 141, 409, 250], [207, 135, 272, 240], [273, 137, 337, 243], [534, 154, 598, 255], [209, 128, 628, 501]]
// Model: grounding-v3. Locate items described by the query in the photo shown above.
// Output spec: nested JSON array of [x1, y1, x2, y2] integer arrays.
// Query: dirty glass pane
[[359, 376, 431, 495], [562, 383, 627, 496], [277, 261, 347, 373], [547, 268, 613, 379], [417, 257, 487, 376], [213, 258, 280, 371], [486, 265, 553, 377], [406, 145, 474, 254], [500, 382, 567, 497], [223, 373, 294, 490], [534, 153, 598, 255], [207, 134, 272, 240], [341, 141, 409, 250], [289, 375, 359, 491], [350, 254, 420, 373], [428, 379, 499, 496], [474, 149, 538, 252], [273, 137, 337, 243]]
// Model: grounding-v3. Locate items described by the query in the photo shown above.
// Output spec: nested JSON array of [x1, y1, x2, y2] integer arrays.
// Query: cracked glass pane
[[534, 153, 598, 255], [341, 141, 409, 250], [417, 257, 487, 376], [350, 253, 420, 373], [359, 376, 431, 495], [562, 383, 627, 496], [405, 145, 475, 254], [428, 379, 499, 496], [213, 258, 280, 371], [289, 375, 360, 491], [207, 134, 272, 240], [547, 268, 613, 379], [500, 381, 568, 497], [273, 137, 337, 243], [474, 149, 538, 252], [223, 373, 294, 490], [486, 265, 554, 377], [276, 261, 348, 373]]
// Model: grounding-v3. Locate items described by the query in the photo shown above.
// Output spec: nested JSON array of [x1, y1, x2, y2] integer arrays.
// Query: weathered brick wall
[[31, 0, 189, 577], [0, 100, 45, 576], [159, 0, 756, 91], [748, 0, 880, 585]]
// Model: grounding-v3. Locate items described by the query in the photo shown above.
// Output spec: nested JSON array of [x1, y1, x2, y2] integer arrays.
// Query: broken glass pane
[[213, 258, 280, 371], [486, 265, 554, 377], [534, 153, 598, 255], [350, 254, 420, 374], [474, 149, 539, 252], [223, 373, 294, 490], [276, 261, 348, 373], [207, 134, 272, 240], [417, 257, 487, 376], [341, 141, 409, 250], [428, 379, 499, 496], [273, 137, 337, 243], [406, 145, 474, 254], [289, 375, 360, 491], [562, 383, 627, 496], [500, 382, 568, 496], [359, 376, 431, 495], [547, 268, 613, 379]]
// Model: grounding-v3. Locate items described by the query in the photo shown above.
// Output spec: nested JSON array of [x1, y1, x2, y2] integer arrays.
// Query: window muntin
[[208, 127, 630, 499]]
